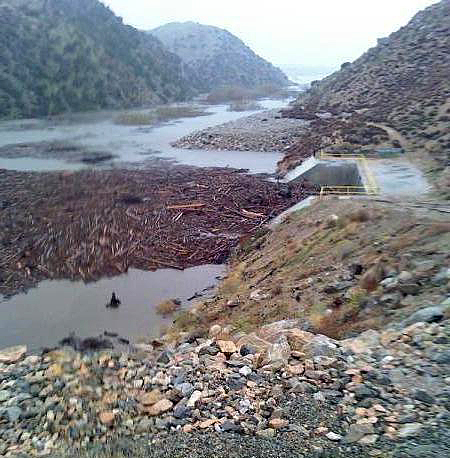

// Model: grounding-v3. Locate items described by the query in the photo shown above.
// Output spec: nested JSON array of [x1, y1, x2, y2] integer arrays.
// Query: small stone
[[432, 268, 450, 286], [183, 424, 193, 433], [199, 419, 216, 429], [217, 340, 237, 354], [140, 389, 163, 406], [146, 399, 173, 416], [99, 411, 115, 426], [256, 428, 276, 438], [401, 305, 448, 327], [345, 423, 374, 443], [358, 434, 379, 445], [250, 289, 270, 301], [413, 389, 435, 405], [6, 406, 22, 422], [125, 419, 134, 428], [239, 366, 252, 377], [209, 325, 222, 337], [313, 392, 326, 402], [157, 351, 171, 365], [326, 432, 342, 441], [398, 271, 414, 282], [287, 364, 304, 375], [325, 214, 339, 228], [221, 421, 243, 433], [176, 382, 194, 397], [398, 283, 420, 295], [0, 390, 10, 402], [0, 345, 27, 363], [187, 390, 202, 408], [269, 418, 289, 429], [398, 423, 422, 438], [173, 405, 191, 419], [373, 404, 387, 413]]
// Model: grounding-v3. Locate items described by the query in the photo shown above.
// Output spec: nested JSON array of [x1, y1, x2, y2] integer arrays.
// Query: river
[[0, 97, 291, 350], [0, 99, 287, 174]]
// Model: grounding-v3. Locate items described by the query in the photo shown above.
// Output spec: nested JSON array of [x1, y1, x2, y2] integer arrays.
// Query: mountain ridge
[[150, 21, 289, 92]]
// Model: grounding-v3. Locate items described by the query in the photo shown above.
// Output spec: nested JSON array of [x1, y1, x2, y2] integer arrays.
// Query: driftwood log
[[0, 166, 318, 297]]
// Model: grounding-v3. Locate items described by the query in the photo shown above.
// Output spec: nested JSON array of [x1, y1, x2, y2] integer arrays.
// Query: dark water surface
[[0, 99, 287, 173], [0, 265, 225, 351]]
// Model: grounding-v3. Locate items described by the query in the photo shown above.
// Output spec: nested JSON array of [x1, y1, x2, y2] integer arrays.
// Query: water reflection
[[0, 265, 225, 351]]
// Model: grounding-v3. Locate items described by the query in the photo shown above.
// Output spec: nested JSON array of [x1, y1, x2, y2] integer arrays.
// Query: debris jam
[[0, 167, 318, 297]]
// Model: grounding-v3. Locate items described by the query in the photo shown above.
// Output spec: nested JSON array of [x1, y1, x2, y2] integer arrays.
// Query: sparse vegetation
[[206, 85, 287, 104], [115, 106, 210, 125], [227, 101, 263, 112], [155, 299, 181, 316]]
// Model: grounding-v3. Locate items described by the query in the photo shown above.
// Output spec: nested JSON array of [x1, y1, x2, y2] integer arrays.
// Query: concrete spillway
[[287, 157, 363, 187], [270, 157, 364, 228]]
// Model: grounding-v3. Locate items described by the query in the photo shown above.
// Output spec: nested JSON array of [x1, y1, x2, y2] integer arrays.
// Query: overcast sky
[[101, 0, 437, 67]]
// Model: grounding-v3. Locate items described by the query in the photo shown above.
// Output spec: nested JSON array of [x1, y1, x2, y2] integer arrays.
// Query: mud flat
[[0, 166, 317, 298]]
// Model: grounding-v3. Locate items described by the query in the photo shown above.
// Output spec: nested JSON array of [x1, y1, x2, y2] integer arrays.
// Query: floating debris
[[0, 165, 318, 297]]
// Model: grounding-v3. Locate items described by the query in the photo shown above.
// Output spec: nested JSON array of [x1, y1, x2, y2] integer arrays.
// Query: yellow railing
[[320, 186, 379, 197]]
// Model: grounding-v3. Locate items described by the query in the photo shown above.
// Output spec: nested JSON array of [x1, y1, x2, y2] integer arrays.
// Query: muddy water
[[0, 265, 225, 351], [0, 99, 286, 350], [0, 99, 287, 173]]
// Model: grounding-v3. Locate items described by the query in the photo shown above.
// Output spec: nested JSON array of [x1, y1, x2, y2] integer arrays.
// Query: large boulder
[[258, 319, 305, 342], [0, 346, 27, 364], [341, 330, 380, 354], [302, 335, 340, 358], [400, 302, 450, 328]]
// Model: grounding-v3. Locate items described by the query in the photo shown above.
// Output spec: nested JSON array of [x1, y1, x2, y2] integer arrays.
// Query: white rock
[[398, 423, 422, 438], [187, 390, 202, 408], [239, 366, 252, 377], [209, 325, 222, 337], [326, 432, 342, 441], [0, 346, 27, 364]]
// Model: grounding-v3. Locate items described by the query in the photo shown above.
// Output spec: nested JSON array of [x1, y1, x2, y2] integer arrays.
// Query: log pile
[[0, 167, 318, 297]]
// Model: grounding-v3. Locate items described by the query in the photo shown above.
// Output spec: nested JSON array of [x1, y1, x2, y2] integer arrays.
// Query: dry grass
[[155, 299, 181, 316], [115, 106, 209, 125], [347, 208, 371, 223]]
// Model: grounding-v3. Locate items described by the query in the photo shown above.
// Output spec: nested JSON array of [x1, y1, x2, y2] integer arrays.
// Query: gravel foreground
[[1, 314, 449, 457]]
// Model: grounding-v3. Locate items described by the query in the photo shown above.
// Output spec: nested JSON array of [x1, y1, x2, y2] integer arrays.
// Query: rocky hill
[[286, 0, 450, 193], [150, 22, 289, 92], [0, 0, 192, 119]]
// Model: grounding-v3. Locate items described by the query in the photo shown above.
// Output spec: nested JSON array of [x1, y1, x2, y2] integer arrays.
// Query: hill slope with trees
[[0, 0, 192, 119]]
